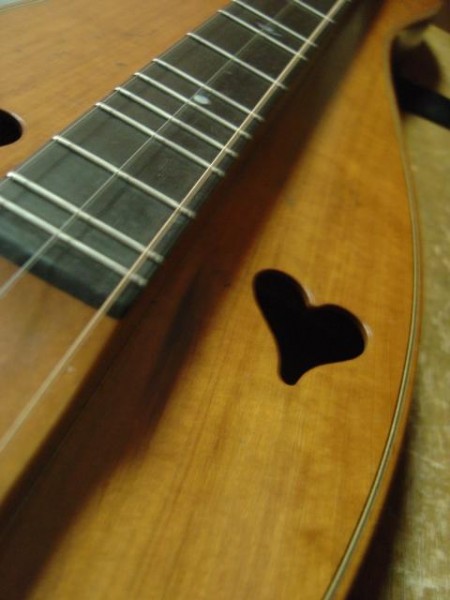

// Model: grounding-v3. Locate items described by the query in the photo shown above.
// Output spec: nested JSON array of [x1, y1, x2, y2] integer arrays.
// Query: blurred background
[[350, 4, 450, 598]]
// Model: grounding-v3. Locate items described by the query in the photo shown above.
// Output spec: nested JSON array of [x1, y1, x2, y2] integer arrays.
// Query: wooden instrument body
[[0, 0, 438, 597]]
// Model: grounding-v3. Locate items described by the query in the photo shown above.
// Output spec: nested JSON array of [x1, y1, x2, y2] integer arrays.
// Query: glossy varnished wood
[[0, 0, 439, 598]]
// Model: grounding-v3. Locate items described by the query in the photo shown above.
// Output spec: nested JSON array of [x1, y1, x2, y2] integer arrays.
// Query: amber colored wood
[[0, 0, 440, 598]]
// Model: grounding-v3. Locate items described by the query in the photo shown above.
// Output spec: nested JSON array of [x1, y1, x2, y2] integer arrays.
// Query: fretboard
[[0, 0, 354, 316]]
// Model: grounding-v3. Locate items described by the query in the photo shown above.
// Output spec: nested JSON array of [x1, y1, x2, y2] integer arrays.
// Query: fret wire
[[115, 87, 238, 158], [1, 124, 174, 297], [1, 0, 347, 310], [273, 0, 344, 87], [158, 0, 346, 214], [7, 172, 164, 264], [52, 135, 196, 218], [66, 0, 341, 277], [231, 0, 317, 46], [187, 32, 288, 89], [0, 194, 148, 287], [135, 70, 252, 139], [0, 171, 195, 450], [291, 0, 335, 23], [134, 0, 346, 234], [153, 58, 263, 122], [218, 9, 296, 55], [96, 102, 225, 176], [1, 99, 187, 297], [0, 1, 353, 449]]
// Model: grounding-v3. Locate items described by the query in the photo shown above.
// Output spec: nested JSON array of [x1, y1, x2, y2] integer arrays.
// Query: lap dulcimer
[[0, 0, 438, 597]]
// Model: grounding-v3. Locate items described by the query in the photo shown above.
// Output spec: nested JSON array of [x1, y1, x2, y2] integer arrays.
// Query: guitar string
[[0, 0, 328, 297], [0, 0, 298, 297], [0, 0, 351, 453]]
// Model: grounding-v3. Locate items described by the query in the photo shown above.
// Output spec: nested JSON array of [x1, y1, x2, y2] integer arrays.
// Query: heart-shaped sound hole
[[254, 270, 366, 385]]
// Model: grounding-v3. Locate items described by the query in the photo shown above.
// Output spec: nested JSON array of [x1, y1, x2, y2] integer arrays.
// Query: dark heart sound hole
[[0, 109, 23, 146], [253, 270, 366, 385]]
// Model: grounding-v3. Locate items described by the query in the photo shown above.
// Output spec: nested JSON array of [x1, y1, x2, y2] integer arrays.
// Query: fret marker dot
[[193, 93, 211, 106], [259, 23, 280, 37]]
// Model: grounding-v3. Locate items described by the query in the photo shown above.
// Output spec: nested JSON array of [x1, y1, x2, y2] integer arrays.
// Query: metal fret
[[135, 70, 252, 139], [96, 102, 225, 176], [231, 0, 317, 46], [304, 0, 345, 45], [6, 172, 164, 264], [0, 194, 148, 287], [153, 58, 264, 123], [218, 10, 296, 55], [292, 0, 335, 22], [0, 0, 352, 315], [115, 86, 238, 158], [53, 135, 196, 218], [187, 32, 288, 89]]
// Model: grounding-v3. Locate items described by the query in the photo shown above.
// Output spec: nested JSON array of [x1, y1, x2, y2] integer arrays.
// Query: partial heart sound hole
[[0, 109, 23, 147], [253, 270, 366, 385]]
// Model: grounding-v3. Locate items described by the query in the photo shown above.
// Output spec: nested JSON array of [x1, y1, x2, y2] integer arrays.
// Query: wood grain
[[0, 0, 440, 598]]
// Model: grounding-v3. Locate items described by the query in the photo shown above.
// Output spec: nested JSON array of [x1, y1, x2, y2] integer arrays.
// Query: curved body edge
[[0, 0, 441, 598]]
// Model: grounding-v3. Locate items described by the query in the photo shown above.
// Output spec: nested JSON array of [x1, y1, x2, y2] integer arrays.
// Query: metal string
[[0, 0, 337, 297], [0, 0, 351, 453]]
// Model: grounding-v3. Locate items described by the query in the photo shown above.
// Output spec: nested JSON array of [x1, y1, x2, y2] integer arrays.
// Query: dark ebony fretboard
[[0, 0, 354, 316]]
